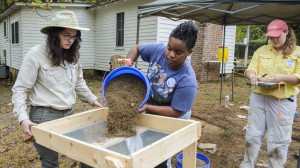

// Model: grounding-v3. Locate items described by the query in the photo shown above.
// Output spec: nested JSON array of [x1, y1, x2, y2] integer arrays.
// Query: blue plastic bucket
[[295, 111, 298, 118], [102, 66, 150, 109], [176, 152, 210, 168]]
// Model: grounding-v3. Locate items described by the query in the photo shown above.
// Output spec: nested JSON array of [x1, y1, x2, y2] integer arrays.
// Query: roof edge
[[0, 2, 93, 22], [88, 0, 120, 10]]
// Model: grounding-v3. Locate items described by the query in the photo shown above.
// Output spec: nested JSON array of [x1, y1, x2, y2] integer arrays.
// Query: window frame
[[3, 21, 7, 37], [11, 21, 19, 44], [116, 12, 124, 47]]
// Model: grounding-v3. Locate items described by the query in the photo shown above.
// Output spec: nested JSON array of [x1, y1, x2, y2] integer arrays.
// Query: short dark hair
[[169, 20, 198, 50]]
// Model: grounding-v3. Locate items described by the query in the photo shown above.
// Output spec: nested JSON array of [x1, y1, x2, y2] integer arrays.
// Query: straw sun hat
[[40, 10, 90, 34]]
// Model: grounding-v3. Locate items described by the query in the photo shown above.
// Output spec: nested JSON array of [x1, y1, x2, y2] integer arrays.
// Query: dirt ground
[[1, 72, 300, 167]]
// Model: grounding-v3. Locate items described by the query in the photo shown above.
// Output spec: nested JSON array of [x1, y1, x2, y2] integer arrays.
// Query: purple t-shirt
[[140, 43, 198, 114]]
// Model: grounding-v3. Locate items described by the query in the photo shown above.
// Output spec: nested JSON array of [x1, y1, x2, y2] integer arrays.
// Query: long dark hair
[[46, 27, 82, 66]]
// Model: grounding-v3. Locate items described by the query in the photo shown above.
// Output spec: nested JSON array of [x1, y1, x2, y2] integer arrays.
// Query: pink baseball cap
[[266, 19, 288, 37]]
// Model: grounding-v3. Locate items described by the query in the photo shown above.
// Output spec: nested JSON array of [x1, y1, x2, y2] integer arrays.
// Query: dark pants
[[298, 148, 300, 168], [30, 106, 75, 168], [155, 160, 168, 168]]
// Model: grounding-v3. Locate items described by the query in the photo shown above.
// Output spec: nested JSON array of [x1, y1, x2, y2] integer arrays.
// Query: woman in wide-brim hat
[[12, 10, 102, 167]]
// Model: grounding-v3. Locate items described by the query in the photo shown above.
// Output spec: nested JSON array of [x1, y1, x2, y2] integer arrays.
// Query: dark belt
[[287, 97, 294, 102], [30, 105, 72, 111]]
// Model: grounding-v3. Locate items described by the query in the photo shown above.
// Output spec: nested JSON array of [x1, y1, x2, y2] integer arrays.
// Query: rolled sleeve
[[75, 64, 97, 105], [17, 109, 29, 123]]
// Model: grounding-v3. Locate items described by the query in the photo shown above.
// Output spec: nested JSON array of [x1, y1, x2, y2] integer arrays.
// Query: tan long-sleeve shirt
[[12, 43, 97, 123]]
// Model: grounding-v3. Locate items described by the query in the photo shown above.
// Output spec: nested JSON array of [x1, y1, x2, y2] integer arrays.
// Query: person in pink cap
[[240, 19, 300, 167]]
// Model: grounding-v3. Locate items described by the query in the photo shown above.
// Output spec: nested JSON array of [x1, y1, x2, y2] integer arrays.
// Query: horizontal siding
[[21, 8, 50, 68], [0, 19, 9, 66], [222, 25, 236, 74], [10, 11, 22, 69], [157, 17, 185, 44], [93, 0, 156, 72]]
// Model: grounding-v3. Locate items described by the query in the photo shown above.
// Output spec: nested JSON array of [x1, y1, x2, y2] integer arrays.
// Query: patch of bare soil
[[191, 76, 300, 168], [105, 74, 147, 137], [1, 74, 300, 167]]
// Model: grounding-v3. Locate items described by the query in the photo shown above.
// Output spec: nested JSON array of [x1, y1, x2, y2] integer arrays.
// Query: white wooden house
[[0, 0, 236, 77], [0, 3, 94, 71]]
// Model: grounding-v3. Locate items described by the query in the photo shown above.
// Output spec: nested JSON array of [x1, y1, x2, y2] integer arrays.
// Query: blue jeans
[[30, 106, 73, 168]]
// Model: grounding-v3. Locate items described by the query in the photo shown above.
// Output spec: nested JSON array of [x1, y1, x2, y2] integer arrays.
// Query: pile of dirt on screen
[[104, 74, 147, 137]]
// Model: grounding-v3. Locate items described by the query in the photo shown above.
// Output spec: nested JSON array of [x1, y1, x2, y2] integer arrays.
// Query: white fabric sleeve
[[12, 52, 39, 123], [75, 63, 97, 105]]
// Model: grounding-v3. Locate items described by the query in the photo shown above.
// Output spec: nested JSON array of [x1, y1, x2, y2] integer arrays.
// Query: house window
[[11, 21, 19, 44], [4, 21, 7, 37], [3, 50, 6, 65], [116, 12, 124, 47]]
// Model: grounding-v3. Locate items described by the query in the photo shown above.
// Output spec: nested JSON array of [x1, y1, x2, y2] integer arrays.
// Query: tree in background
[[235, 24, 300, 62], [235, 25, 267, 62], [236, 24, 300, 44], [0, 0, 114, 11], [236, 25, 267, 43]]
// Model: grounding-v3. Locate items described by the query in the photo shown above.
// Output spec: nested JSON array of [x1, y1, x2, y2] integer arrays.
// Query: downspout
[[8, 14, 13, 81], [8, 14, 11, 68]]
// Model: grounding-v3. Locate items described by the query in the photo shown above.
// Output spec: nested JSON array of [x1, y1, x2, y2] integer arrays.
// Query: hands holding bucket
[[101, 67, 150, 110], [118, 58, 133, 66]]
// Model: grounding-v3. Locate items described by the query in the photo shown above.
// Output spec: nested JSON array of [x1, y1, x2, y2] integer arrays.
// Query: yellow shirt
[[246, 44, 300, 98]]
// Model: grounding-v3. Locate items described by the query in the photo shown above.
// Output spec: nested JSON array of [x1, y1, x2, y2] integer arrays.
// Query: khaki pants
[[240, 93, 296, 168]]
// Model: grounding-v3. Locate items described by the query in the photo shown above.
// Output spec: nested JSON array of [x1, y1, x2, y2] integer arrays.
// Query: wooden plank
[[131, 122, 200, 168], [183, 142, 197, 168], [105, 156, 125, 168], [31, 109, 201, 168], [135, 113, 194, 132], [34, 108, 108, 133], [197, 121, 202, 138], [32, 126, 133, 167]]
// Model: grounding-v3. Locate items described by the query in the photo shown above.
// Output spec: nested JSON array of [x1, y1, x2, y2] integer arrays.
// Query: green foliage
[[31, 0, 52, 11], [235, 39, 267, 60], [248, 39, 267, 56], [236, 24, 300, 45], [0, 0, 113, 11], [236, 25, 267, 43], [97, 0, 114, 3], [85, 0, 95, 3]]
